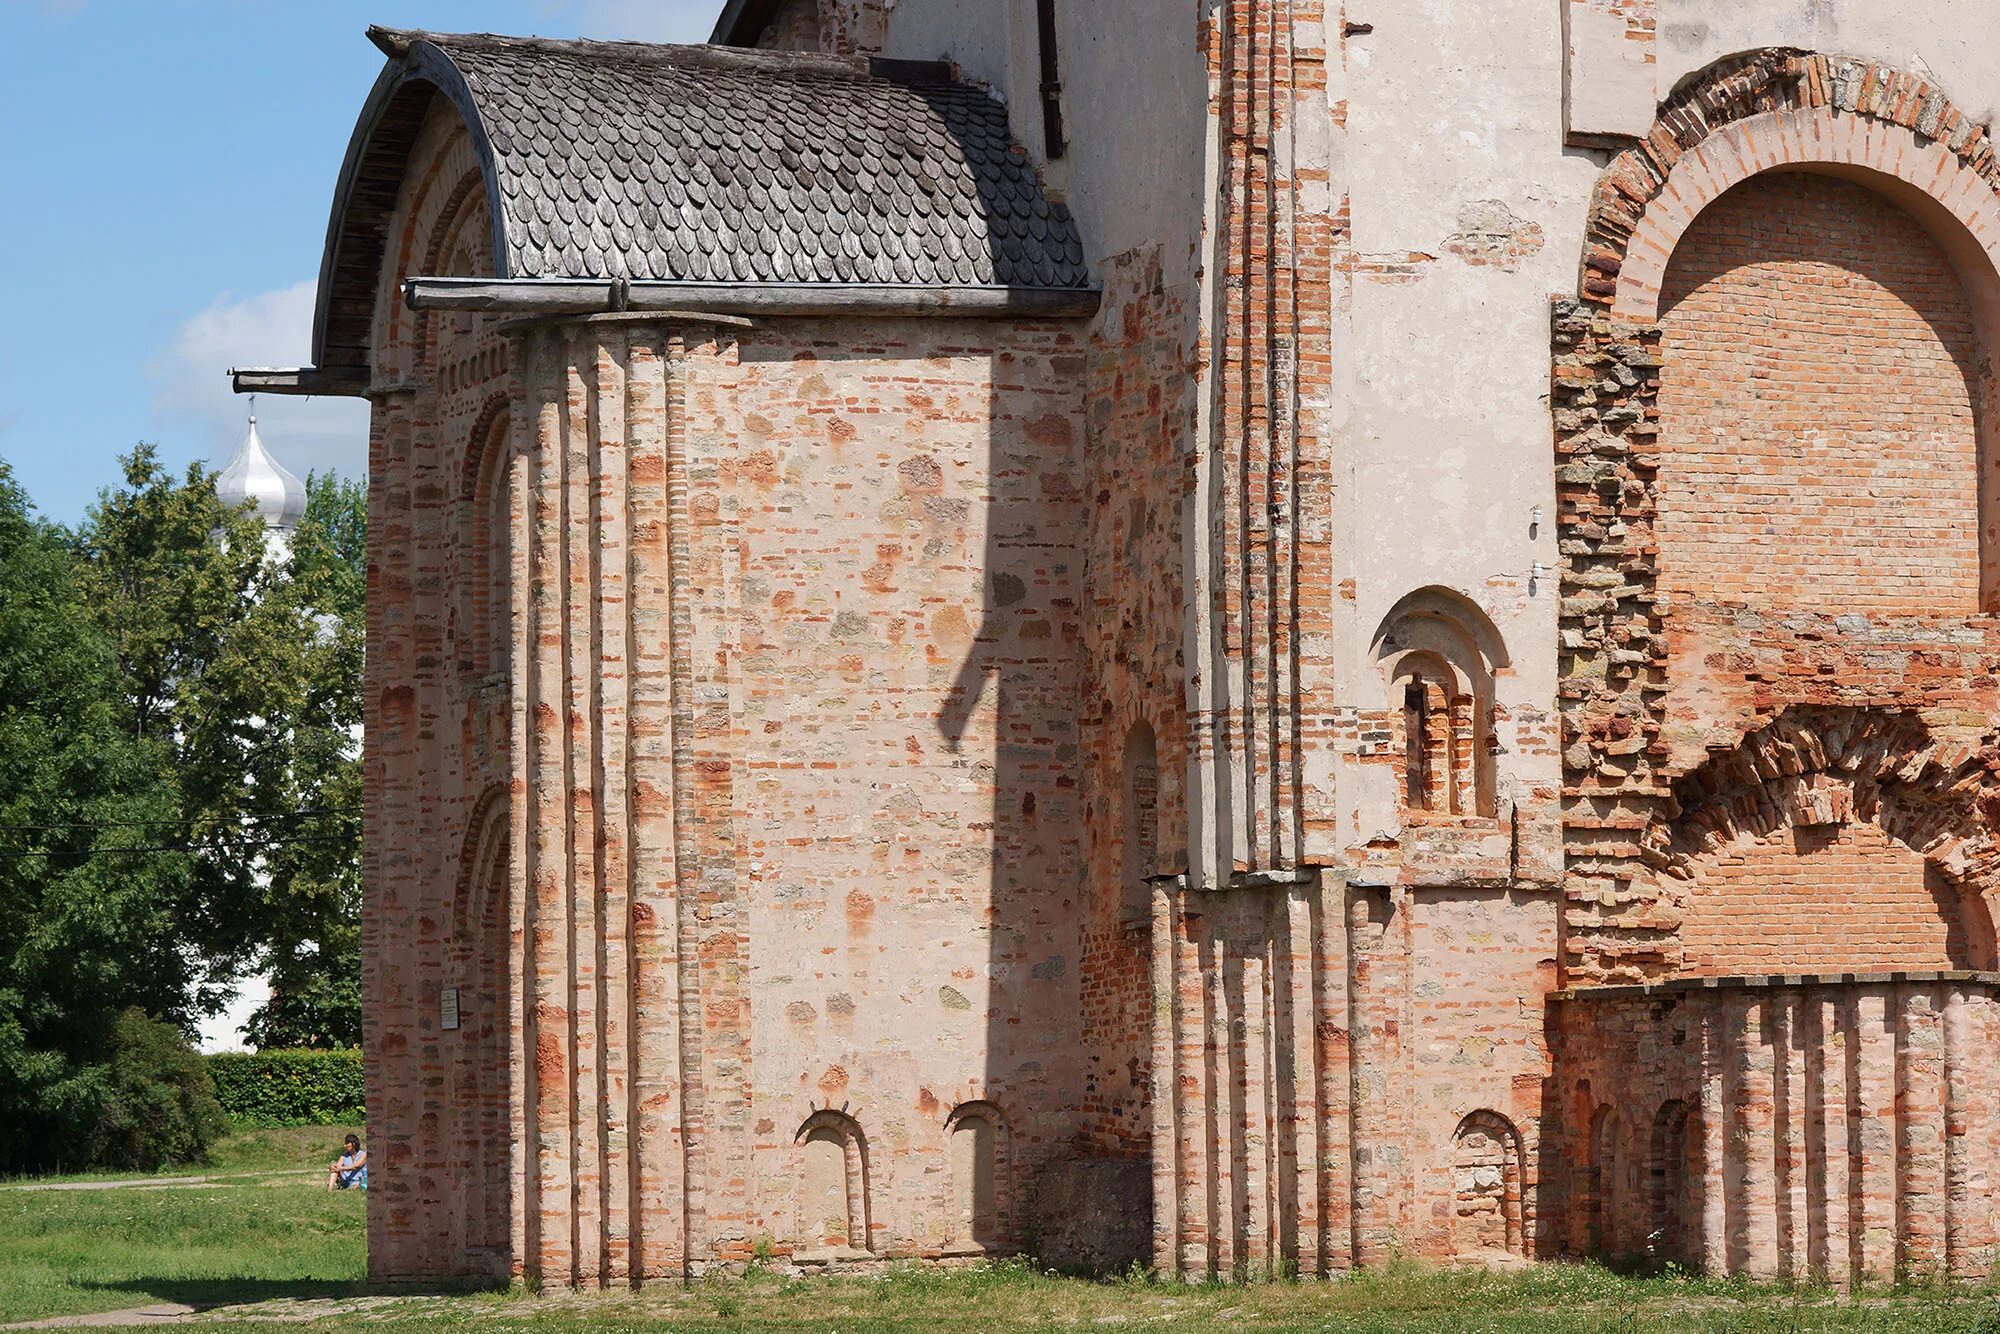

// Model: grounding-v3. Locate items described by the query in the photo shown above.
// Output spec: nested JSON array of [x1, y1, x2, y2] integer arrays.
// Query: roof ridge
[[365, 25, 952, 84]]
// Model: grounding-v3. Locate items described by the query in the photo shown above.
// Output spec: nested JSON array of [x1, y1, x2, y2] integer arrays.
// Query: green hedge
[[208, 1049, 364, 1127]]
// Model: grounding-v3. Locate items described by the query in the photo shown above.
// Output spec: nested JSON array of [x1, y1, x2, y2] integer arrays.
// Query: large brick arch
[[1553, 51, 2000, 983], [1577, 51, 2000, 323], [1640, 708, 2000, 975]]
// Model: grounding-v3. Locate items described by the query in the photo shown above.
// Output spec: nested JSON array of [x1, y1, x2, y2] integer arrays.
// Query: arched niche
[[1584, 53, 2000, 611], [457, 396, 512, 680], [1643, 707, 2000, 976], [1371, 588, 1509, 820], [1119, 720, 1158, 931], [944, 1100, 1010, 1251], [1646, 1099, 1697, 1267], [448, 784, 511, 1275], [1586, 1104, 1627, 1258], [1450, 1109, 1525, 1258], [795, 1108, 872, 1256]]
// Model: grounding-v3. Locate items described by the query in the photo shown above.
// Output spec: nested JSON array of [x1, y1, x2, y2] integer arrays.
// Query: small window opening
[[1035, 0, 1067, 159], [1403, 681, 1432, 810]]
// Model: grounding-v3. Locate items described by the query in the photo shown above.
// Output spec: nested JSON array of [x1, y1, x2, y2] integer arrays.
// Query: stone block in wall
[[1030, 1158, 1152, 1275], [1564, 1, 1656, 144]]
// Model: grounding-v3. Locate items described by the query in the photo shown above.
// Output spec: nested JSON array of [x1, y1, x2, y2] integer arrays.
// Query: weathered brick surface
[[1657, 173, 1982, 617], [1552, 46, 2000, 1283], [1679, 822, 1970, 976], [339, 5, 2000, 1296], [1552, 979, 2000, 1284]]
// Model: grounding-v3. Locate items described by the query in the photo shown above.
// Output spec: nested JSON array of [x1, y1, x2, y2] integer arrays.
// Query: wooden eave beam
[[402, 276, 1103, 320], [230, 366, 374, 398]]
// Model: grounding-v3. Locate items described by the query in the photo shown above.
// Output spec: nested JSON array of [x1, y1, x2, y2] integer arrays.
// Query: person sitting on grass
[[327, 1134, 368, 1191]]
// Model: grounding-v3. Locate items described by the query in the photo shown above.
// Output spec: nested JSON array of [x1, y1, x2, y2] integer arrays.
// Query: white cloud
[[532, 0, 721, 43], [149, 280, 370, 483]]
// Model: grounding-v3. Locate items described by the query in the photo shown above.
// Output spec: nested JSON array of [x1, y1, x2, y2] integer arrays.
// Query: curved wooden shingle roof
[[312, 27, 1091, 380]]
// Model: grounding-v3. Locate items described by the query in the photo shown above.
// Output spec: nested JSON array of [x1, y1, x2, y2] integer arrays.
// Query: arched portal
[[450, 786, 512, 1278]]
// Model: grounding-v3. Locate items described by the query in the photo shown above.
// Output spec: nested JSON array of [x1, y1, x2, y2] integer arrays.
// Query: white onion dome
[[216, 416, 307, 535]]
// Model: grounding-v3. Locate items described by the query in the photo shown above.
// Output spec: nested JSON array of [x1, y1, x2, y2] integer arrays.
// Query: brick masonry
[[339, 5, 2000, 1293], [1554, 45, 2000, 1282]]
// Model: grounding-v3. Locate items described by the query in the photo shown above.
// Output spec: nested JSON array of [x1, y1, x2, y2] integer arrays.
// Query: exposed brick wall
[[1556, 63, 2000, 987], [720, 317, 1089, 1260], [1555, 51, 2000, 1284], [1679, 821, 1968, 976], [1658, 173, 1981, 617], [754, 0, 822, 51], [752, 0, 887, 55], [1075, 249, 1199, 1162], [1552, 979, 2000, 1282]]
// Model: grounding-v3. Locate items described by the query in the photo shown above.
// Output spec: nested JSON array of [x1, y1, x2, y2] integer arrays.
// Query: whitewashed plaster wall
[[1331, 0, 1587, 846], [1329, 0, 2000, 846], [1657, 0, 2000, 122], [875, 0, 1210, 284]]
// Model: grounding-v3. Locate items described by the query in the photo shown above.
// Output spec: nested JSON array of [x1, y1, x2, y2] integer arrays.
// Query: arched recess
[[1450, 1109, 1524, 1258], [795, 1109, 872, 1255], [944, 1100, 1011, 1251], [313, 37, 511, 386], [1079, 719, 1160, 1157], [1581, 50, 2000, 611], [1556, 52, 2000, 979], [1646, 1100, 1696, 1266], [1641, 707, 2000, 975], [1371, 588, 1509, 819], [1587, 1104, 1626, 1258], [457, 396, 512, 679], [1120, 721, 1159, 931], [449, 784, 512, 1276]]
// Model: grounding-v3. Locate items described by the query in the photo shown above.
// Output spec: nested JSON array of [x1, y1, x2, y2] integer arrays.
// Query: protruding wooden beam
[[402, 276, 1102, 320], [230, 366, 373, 397]]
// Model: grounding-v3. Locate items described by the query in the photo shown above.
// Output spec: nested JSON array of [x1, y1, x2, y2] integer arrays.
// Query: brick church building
[[239, 0, 2000, 1288]]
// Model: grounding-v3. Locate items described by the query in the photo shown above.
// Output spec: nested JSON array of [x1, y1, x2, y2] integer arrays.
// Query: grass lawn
[[202, 1124, 368, 1177], [280, 1263, 2000, 1334], [0, 1178, 365, 1325], [6, 1135, 2000, 1331]]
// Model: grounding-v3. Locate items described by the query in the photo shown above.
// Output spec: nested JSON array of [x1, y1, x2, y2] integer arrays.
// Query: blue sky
[[0, 0, 723, 525]]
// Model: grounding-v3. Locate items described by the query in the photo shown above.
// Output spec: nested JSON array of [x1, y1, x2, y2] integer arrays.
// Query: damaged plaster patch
[[1442, 201, 1546, 271]]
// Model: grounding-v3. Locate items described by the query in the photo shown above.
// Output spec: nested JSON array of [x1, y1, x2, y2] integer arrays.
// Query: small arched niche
[[1646, 1099, 1696, 1267], [1450, 1109, 1524, 1258], [458, 400, 512, 680], [1119, 721, 1158, 932], [447, 785, 510, 1274], [1587, 1104, 1626, 1259], [1371, 588, 1509, 819], [944, 1100, 1009, 1250], [796, 1109, 872, 1255]]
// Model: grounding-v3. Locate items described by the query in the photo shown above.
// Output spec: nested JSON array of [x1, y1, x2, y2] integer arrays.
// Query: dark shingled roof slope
[[315, 29, 1090, 376], [424, 32, 1089, 286]]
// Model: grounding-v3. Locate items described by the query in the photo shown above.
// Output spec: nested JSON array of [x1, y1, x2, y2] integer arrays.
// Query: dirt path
[[0, 1171, 317, 1194], [1, 1304, 197, 1330]]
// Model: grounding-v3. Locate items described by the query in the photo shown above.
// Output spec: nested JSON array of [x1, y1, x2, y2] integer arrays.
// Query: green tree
[[70, 447, 281, 982], [73, 453, 366, 1051], [0, 462, 216, 1172], [244, 473, 365, 1050]]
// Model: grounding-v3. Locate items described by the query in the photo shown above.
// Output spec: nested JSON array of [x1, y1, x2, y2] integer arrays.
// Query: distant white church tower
[[215, 411, 306, 560], [197, 410, 308, 1055]]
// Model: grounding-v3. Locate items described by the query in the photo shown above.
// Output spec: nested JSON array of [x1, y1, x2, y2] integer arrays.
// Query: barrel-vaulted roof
[[311, 27, 1092, 383]]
